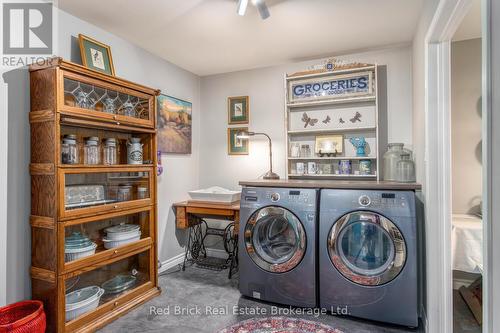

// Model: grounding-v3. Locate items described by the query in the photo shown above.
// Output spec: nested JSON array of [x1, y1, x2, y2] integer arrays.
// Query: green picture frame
[[228, 96, 249, 124], [228, 127, 249, 155], [78, 34, 115, 76]]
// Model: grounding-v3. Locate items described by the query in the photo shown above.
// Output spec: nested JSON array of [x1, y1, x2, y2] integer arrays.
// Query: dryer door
[[328, 211, 406, 286], [245, 206, 306, 273]]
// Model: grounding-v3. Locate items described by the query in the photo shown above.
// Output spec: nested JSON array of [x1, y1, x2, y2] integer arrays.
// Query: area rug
[[218, 317, 344, 333]]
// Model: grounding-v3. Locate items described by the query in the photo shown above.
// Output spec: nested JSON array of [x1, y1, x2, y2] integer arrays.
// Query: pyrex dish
[[104, 224, 140, 240], [64, 232, 97, 262], [102, 233, 141, 249], [101, 275, 137, 295], [65, 286, 104, 322]]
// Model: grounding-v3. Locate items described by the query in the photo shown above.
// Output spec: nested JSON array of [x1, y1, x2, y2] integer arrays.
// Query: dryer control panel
[[241, 187, 316, 211]]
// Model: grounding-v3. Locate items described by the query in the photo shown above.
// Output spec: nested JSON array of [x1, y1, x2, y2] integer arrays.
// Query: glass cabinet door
[[63, 248, 153, 328], [60, 207, 153, 272], [60, 168, 153, 219], [61, 73, 154, 128]]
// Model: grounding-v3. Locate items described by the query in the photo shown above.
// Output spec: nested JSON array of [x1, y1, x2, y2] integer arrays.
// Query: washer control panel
[[356, 192, 408, 208], [262, 190, 311, 203]]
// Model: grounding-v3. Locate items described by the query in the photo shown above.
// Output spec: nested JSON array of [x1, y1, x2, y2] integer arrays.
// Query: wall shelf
[[285, 64, 386, 180]]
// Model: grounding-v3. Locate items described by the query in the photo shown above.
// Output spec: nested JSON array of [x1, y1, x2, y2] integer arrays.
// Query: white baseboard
[[158, 253, 185, 274]]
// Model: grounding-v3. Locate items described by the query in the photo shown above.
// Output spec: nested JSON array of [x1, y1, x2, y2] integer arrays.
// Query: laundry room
[[0, 0, 497, 333]]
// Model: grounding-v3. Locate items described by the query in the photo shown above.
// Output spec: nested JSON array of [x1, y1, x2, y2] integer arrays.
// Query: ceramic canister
[[359, 160, 372, 175], [296, 162, 305, 175], [339, 160, 352, 175], [127, 138, 143, 164], [307, 162, 318, 175]]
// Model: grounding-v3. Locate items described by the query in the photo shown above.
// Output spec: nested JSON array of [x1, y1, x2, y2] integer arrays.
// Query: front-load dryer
[[319, 189, 418, 327], [239, 187, 317, 308]]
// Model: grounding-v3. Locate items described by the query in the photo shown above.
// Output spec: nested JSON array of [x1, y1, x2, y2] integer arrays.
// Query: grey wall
[[451, 38, 482, 215], [199, 45, 414, 190], [0, 9, 201, 305]]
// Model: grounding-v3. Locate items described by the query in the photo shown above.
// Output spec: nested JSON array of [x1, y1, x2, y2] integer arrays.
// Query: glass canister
[[103, 138, 117, 165], [117, 185, 133, 202], [137, 186, 148, 200], [61, 134, 79, 164], [84, 137, 100, 165], [382, 143, 405, 181], [300, 144, 311, 158], [396, 153, 416, 182]]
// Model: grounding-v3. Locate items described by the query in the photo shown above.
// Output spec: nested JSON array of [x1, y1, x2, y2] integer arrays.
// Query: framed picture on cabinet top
[[228, 127, 249, 155], [228, 96, 249, 124], [78, 34, 115, 76], [315, 134, 343, 156]]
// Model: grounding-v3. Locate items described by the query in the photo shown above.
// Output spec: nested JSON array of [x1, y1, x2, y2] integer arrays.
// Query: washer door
[[245, 206, 306, 273], [328, 211, 406, 286]]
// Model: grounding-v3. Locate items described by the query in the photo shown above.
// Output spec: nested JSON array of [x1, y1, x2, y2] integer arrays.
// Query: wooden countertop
[[239, 179, 422, 190]]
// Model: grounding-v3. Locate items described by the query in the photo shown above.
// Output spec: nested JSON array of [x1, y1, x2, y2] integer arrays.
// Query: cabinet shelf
[[288, 156, 376, 161], [287, 126, 376, 135], [289, 174, 377, 178], [286, 95, 376, 108], [59, 164, 155, 169]]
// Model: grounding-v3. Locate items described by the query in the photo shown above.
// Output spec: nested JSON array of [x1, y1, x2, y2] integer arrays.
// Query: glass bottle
[[84, 137, 100, 165], [397, 153, 416, 182], [61, 134, 79, 164], [103, 138, 117, 165]]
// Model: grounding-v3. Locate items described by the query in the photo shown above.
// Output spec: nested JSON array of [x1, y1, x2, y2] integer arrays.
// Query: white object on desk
[[188, 186, 241, 203], [451, 214, 483, 273]]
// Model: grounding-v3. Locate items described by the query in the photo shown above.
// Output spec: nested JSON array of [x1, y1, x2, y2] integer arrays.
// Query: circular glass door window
[[245, 206, 306, 273], [328, 211, 406, 286]]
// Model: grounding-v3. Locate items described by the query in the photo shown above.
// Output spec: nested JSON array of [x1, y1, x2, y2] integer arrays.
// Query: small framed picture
[[78, 34, 115, 76], [315, 135, 343, 156], [228, 96, 249, 124], [228, 127, 249, 155]]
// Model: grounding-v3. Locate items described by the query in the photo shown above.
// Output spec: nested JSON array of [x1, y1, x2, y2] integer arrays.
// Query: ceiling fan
[[237, 0, 270, 20]]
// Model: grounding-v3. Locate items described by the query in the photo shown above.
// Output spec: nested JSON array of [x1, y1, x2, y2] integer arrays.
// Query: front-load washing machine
[[319, 189, 418, 327], [239, 187, 317, 308]]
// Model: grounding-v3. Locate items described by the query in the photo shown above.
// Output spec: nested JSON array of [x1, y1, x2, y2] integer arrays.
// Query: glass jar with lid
[[61, 134, 79, 164], [117, 185, 133, 202], [103, 138, 117, 165], [84, 137, 100, 165], [396, 153, 416, 182], [382, 143, 405, 181], [136, 186, 148, 200]]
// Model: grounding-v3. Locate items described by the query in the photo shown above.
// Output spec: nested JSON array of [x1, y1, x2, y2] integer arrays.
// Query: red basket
[[0, 301, 46, 333]]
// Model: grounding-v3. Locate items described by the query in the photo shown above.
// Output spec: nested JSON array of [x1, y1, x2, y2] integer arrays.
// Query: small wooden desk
[[173, 200, 240, 278], [173, 200, 240, 234]]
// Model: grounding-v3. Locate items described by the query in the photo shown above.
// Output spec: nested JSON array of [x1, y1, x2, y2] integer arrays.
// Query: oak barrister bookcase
[[29, 57, 160, 332]]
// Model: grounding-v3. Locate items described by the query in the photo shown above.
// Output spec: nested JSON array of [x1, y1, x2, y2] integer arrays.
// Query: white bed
[[451, 214, 483, 274]]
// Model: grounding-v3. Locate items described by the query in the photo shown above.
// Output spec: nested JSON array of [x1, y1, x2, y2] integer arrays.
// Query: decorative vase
[[349, 137, 367, 157]]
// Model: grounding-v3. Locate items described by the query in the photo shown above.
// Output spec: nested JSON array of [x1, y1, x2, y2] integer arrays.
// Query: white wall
[[0, 9, 200, 305], [199, 45, 414, 190], [451, 38, 482, 215]]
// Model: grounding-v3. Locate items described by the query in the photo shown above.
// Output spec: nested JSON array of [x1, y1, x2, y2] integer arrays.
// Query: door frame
[[482, 0, 499, 331], [424, 0, 475, 332]]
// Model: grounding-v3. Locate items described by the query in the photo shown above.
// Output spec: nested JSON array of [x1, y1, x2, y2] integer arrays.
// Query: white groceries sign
[[288, 71, 374, 103]]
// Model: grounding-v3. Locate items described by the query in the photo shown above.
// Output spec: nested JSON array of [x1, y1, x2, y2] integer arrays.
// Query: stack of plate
[[102, 224, 141, 249], [101, 274, 137, 295], [65, 286, 104, 322], [65, 232, 97, 262]]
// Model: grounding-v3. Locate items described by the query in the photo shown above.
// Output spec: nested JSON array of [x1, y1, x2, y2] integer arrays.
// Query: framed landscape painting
[[157, 94, 192, 154]]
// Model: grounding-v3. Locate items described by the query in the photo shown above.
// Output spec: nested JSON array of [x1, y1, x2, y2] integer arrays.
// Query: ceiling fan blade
[[254, 0, 270, 19], [237, 0, 249, 16]]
